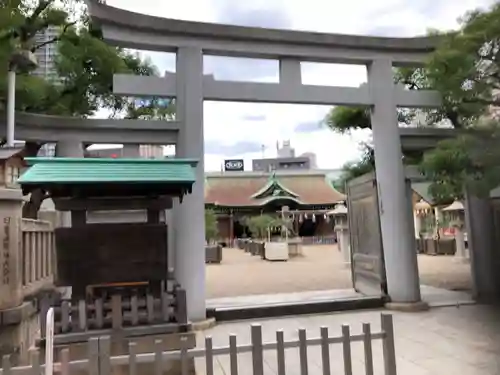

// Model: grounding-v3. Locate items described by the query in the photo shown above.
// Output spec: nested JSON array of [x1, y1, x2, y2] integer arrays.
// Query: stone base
[[0, 302, 40, 365], [191, 317, 216, 331], [385, 301, 429, 312]]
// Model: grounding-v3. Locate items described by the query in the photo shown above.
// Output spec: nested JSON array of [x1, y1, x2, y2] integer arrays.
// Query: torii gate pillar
[[369, 59, 421, 305], [174, 47, 207, 321]]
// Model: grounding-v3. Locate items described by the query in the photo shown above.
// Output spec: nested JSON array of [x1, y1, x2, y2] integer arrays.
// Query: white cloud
[[104, 0, 496, 171]]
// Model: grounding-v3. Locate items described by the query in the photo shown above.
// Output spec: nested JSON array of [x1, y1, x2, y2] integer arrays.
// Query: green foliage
[[0, 0, 174, 119], [328, 3, 500, 200], [332, 142, 374, 192], [0, 0, 174, 218], [204, 209, 219, 243], [245, 215, 277, 240], [421, 124, 500, 200], [419, 2, 500, 197], [325, 106, 371, 134], [323, 69, 426, 134], [424, 5, 500, 128]]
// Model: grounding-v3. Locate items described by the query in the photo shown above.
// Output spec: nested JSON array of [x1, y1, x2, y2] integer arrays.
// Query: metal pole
[[7, 69, 16, 146]]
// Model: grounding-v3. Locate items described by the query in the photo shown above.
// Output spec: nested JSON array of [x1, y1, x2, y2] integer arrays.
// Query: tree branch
[[30, 21, 76, 52], [25, 0, 55, 26]]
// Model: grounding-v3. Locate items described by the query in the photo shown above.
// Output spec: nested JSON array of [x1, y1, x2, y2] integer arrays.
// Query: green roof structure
[[18, 157, 199, 198], [250, 172, 299, 200]]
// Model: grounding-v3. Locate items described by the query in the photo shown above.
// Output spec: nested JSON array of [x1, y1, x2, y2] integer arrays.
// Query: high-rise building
[[86, 145, 165, 159], [253, 140, 313, 171], [276, 140, 295, 158], [37, 143, 57, 157], [139, 145, 164, 158], [32, 26, 59, 80], [300, 152, 317, 168]]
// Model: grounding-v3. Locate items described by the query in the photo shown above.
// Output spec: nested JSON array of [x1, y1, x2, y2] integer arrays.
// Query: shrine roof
[[205, 171, 345, 207], [19, 158, 198, 185]]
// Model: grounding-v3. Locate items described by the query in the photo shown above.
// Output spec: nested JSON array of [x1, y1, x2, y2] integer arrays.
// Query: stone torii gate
[[86, 0, 442, 320]]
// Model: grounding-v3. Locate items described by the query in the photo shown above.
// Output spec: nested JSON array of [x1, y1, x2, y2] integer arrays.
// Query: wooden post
[[251, 324, 264, 375], [381, 314, 397, 375]]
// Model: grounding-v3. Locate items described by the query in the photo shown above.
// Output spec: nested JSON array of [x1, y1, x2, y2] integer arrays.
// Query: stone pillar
[[434, 207, 443, 234], [54, 140, 84, 301], [229, 212, 234, 247], [174, 47, 206, 321], [337, 226, 350, 266], [122, 144, 140, 158], [368, 59, 421, 304], [454, 227, 467, 262], [413, 211, 421, 238], [464, 192, 500, 302], [55, 140, 84, 159], [55, 140, 84, 229], [0, 189, 23, 311]]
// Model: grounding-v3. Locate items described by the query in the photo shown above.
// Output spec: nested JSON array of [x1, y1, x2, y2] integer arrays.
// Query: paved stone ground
[[206, 245, 472, 299], [195, 304, 500, 375]]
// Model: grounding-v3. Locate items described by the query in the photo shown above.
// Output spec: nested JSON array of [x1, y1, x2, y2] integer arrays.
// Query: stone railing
[[20, 219, 55, 298]]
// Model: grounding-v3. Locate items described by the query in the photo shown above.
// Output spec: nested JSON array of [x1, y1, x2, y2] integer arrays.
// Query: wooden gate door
[[346, 172, 387, 296]]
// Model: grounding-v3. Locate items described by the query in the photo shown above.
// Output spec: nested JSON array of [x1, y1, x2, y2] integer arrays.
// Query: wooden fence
[[20, 219, 55, 297], [0, 313, 397, 375], [42, 288, 188, 340]]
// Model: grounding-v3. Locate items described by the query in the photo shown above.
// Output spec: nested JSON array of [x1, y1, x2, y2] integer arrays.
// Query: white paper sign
[[45, 307, 54, 375]]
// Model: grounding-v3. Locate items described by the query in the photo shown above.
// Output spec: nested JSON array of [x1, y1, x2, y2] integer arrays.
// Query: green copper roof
[[251, 172, 299, 200], [18, 157, 199, 185]]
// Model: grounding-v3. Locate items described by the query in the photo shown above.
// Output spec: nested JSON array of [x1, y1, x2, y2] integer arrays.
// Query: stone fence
[[0, 189, 57, 364], [20, 219, 55, 298]]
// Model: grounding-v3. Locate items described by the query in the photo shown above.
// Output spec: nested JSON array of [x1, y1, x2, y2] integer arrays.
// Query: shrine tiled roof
[[18, 157, 198, 184], [205, 170, 345, 207]]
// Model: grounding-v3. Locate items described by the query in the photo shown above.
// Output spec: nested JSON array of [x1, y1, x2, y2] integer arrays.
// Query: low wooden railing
[[20, 219, 55, 297], [39, 282, 189, 344], [0, 313, 398, 375]]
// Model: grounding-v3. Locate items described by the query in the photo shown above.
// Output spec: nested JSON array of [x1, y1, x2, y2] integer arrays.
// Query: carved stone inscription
[[2, 217, 11, 285]]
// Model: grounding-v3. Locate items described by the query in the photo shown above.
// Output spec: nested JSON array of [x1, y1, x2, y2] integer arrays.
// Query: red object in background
[[111, 153, 118, 158], [441, 227, 456, 237]]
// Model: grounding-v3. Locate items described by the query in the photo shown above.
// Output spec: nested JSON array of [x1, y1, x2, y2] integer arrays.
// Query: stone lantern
[[328, 203, 350, 267], [443, 200, 467, 262]]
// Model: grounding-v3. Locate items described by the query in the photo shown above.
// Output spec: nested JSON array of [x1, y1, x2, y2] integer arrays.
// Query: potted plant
[[422, 216, 456, 255], [245, 215, 275, 256], [205, 209, 222, 263]]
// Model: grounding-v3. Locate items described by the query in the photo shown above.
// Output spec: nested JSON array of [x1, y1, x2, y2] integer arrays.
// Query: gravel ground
[[206, 245, 472, 298]]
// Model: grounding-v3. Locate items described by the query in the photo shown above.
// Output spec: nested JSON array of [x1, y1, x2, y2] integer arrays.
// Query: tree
[[0, 0, 172, 218], [205, 209, 219, 244], [245, 215, 276, 240], [419, 3, 500, 198], [324, 69, 429, 135], [326, 3, 500, 199], [332, 142, 374, 192], [324, 69, 429, 187]]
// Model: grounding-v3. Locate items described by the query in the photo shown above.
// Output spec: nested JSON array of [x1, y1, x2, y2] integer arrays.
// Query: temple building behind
[[205, 170, 345, 241]]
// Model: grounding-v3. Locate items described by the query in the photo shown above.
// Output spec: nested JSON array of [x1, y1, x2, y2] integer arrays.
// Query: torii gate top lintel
[[86, 0, 440, 66]]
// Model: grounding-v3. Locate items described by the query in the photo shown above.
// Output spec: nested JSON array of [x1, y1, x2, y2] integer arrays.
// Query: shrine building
[[204, 170, 345, 241]]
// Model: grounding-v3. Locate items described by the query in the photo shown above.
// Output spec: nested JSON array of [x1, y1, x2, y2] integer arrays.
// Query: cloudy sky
[[103, 0, 495, 171]]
